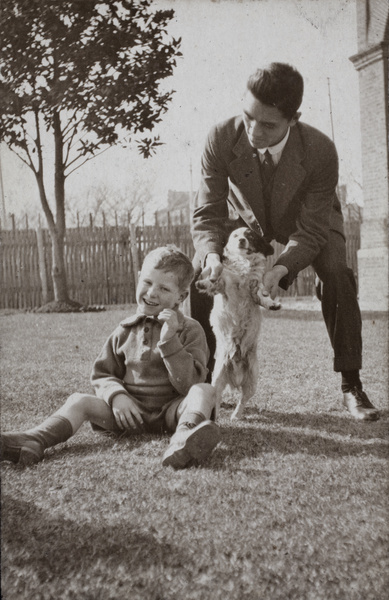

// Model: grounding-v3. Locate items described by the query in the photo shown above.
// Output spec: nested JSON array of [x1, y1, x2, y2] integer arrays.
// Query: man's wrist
[[272, 264, 288, 277]]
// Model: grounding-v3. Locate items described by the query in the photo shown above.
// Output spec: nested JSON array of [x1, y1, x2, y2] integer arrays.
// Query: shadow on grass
[[213, 410, 389, 464], [41, 430, 164, 463], [2, 494, 188, 590], [37, 410, 388, 468], [244, 407, 389, 441]]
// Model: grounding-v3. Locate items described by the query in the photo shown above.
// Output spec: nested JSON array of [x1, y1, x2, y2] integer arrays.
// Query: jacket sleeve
[[191, 124, 230, 264], [275, 140, 340, 288], [157, 319, 209, 395], [90, 328, 129, 406]]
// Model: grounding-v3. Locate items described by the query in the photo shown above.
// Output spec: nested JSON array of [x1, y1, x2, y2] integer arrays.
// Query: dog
[[196, 227, 281, 420]]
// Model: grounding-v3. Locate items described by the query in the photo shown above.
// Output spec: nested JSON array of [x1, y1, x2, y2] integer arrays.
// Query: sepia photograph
[[1, 1, 388, 598]]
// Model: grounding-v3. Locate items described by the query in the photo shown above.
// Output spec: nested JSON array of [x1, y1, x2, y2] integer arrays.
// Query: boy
[[1, 246, 221, 469]]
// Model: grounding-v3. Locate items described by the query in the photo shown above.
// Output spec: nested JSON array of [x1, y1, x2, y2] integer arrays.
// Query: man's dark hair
[[247, 63, 304, 120]]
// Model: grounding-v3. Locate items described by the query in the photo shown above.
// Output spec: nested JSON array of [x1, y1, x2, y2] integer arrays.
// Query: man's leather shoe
[[343, 387, 380, 421]]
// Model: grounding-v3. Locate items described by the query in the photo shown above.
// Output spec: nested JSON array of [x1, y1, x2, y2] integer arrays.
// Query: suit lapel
[[228, 124, 307, 234], [229, 129, 267, 231]]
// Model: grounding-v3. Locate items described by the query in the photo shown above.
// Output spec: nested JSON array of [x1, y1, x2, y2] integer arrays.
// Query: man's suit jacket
[[191, 116, 345, 288]]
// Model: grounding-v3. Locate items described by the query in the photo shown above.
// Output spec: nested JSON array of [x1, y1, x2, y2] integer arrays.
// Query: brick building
[[350, 0, 388, 310]]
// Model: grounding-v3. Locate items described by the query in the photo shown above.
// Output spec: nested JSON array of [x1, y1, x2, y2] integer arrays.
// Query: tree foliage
[[0, 0, 181, 167], [0, 0, 181, 305]]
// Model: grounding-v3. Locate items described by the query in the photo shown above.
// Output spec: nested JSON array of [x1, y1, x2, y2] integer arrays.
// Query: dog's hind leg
[[211, 362, 228, 420], [231, 399, 244, 420], [231, 356, 259, 420]]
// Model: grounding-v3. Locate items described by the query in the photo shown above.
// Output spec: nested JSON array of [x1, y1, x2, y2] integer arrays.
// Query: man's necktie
[[261, 150, 276, 189], [260, 150, 276, 236]]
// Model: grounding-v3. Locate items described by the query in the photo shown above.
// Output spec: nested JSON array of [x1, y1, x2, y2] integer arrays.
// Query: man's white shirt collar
[[256, 128, 290, 165], [257, 127, 290, 155]]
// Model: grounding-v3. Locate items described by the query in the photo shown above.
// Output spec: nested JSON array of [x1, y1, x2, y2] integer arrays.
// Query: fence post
[[102, 214, 110, 304], [36, 223, 48, 305], [129, 222, 139, 290]]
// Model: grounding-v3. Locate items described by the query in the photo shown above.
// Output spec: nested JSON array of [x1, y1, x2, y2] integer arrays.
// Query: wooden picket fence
[[0, 221, 360, 310]]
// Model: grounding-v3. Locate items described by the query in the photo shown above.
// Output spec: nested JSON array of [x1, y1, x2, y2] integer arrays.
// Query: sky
[[1, 0, 363, 224]]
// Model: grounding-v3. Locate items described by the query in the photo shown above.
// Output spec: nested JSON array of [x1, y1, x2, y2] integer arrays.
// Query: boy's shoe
[[343, 388, 380, 421], [0, 433, 44, 465], [162, 420, 221, 469]]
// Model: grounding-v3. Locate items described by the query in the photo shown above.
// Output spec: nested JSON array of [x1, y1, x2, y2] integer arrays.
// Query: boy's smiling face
[[136, 264, 186, 316]]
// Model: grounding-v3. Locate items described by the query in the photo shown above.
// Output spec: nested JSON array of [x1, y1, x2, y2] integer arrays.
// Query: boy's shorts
[[91, 395, 189, 436]]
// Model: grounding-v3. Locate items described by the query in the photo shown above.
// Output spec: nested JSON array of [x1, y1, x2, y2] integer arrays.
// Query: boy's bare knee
[[65, 392, 92, 408], [194, 383, 214, 394], [186, 383, 217, 413]]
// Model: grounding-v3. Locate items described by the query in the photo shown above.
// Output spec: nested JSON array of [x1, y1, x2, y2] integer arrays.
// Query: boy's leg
[[162, 383, 221, 469], [1, 393, 116, 466]]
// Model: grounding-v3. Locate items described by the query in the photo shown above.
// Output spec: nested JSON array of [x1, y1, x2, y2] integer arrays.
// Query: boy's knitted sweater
[[91, 309, 209, 410]]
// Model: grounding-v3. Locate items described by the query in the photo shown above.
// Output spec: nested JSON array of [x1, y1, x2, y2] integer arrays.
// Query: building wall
[[357, 52, 388, 249], [356, 0, 389, 48], [350, 0, 388, 310]]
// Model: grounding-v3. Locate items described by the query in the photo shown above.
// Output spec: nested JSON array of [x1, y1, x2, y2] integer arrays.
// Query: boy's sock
[[176, 411, 206, 431], [341, 370, 362, 393], [1, 415, 73, 465], [24, 415, 74, 448]]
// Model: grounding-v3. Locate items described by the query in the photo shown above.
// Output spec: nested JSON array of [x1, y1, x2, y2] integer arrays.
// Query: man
[[190, 62, 379, 421]]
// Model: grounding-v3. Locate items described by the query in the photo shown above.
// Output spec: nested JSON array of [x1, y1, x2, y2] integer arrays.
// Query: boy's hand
[[158, 309, 180, 342], [111, 393, 144, 431], [263, 265, 288, 299]]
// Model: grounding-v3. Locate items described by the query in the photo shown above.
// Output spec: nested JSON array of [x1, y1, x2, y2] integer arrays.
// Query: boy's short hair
[[142, 245, 194, 291], [247, 62, 304, 120]]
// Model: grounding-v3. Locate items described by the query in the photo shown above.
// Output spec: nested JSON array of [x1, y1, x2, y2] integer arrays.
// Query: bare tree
[[66, 178, 158, 227]]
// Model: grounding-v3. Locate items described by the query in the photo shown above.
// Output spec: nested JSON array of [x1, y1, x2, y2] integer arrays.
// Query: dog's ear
[[253, 236, 274, 257]]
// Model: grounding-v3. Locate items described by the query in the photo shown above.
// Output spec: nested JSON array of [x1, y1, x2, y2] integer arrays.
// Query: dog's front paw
[[259, 294, 281, 310], [256, 285, 281, 310], [269, 302, 282, 311]]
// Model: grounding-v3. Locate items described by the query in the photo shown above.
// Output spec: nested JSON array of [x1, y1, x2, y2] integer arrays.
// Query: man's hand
[[111, 393, 144, 431], [158, 308, 180, 342], [263, 265, 289, 299], [200, 253, 223, 282]]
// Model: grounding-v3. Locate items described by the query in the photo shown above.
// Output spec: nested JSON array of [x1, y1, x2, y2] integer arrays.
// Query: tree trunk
[[50, 227, 69, 303], [51, 110, 69, 303]]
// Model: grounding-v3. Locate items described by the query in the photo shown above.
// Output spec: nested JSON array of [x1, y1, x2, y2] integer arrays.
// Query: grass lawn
[[1, 306, 388, 600]]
